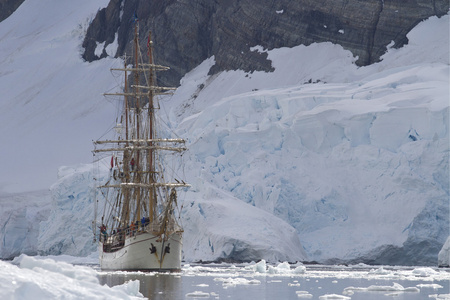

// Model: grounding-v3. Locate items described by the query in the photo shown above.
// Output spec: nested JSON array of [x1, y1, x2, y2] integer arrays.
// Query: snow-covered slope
[[0, 1, 448, 265], [0, 0, 115, 193]]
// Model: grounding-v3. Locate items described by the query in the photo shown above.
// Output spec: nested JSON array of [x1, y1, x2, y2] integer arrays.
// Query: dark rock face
[[0, 0, 25, 22], [82, 0, 448, 86]]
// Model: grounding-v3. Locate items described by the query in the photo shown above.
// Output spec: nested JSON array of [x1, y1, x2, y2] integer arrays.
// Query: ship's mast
[[124, 56, 129, 142], [122, 55, 131, 227], [94, 20, 189, 234], [133, 23, 142, 223], [147, 31, 156, 223]]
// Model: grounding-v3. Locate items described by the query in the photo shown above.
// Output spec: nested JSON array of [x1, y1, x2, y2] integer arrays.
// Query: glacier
[[0, 190, 51, 259], [0, 0, 448, 265], [36, 163, 307, 263], [160, 13, 449, 265], [438, 236, 450, 267]]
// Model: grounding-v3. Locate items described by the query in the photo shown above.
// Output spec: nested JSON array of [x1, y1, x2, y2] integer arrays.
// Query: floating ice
[[111, 280, 143, 298], [294, 265, 306, 274], [253, 259, 267, 273], [416, 283, 443, 289], [296, 291, 313, 298], [268, 261, 291, 274], [214, 277, 261, 288], [368, 266, 392, 275], [319, 294, 350, 299], [0, 255, 144, 299], [429, 294, 450, 300], [15, 255, 95, 283], [186, 291, 210, 298], [249, 259, 306, 275], [367, 283, 419, 292], [412, 267, 439, 277], [344, 282, 420, 295]]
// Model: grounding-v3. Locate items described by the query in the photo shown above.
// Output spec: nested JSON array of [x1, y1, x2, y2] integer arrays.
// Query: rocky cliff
[[81, 0, 449, 87], [0, 0, 25, 22]]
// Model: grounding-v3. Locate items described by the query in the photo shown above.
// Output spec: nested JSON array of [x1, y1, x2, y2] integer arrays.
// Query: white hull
[[99, 231, 183, 271]]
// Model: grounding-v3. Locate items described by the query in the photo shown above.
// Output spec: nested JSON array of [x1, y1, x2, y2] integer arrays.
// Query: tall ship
[[92, 21, 189, 271]]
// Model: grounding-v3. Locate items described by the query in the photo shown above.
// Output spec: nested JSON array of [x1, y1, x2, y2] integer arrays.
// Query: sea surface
[[97, 263, 450, 299]]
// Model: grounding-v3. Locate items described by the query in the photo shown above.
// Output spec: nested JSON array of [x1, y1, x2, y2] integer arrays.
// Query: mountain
[[0, 1, 448, 265], [82, 0, 449, 87]]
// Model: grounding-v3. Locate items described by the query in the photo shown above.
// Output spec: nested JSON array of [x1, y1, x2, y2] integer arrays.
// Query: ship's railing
[[100, 232, 125, 252], [142, 221, 182, 234], [100, 221, 182, 245]]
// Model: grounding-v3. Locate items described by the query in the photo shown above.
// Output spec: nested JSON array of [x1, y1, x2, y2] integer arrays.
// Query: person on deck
[[100, 224, 107, 241], [130, 222, 135, 236], [130, 158, 135, 171]]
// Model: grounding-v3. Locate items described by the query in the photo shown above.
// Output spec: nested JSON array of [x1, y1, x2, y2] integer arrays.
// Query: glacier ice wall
[[182, 183, 307, 262], [37, 165, 98, 257], [36, 162, 307, 262], [172, 76, 449, 264], [0, 191, 51, 259], [438, 236, 450, 267]]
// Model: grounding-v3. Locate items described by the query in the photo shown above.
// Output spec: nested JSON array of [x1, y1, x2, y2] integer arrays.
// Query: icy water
[[97, 263, 450, 299]]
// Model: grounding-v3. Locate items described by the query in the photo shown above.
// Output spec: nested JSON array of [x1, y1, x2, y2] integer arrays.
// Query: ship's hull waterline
[[99, 231, 183, 271]]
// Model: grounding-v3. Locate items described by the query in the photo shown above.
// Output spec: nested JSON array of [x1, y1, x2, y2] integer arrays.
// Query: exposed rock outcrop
[[82, 0, 449, 87]]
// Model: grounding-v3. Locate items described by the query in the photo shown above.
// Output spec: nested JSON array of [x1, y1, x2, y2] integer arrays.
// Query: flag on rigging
[[132, 12, 138, 23]]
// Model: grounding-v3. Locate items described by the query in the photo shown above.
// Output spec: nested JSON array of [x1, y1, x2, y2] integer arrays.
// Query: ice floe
[[0, 255, 144, 299]]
